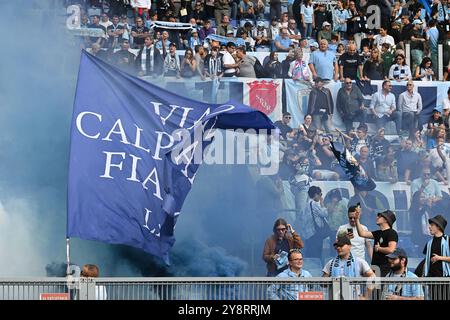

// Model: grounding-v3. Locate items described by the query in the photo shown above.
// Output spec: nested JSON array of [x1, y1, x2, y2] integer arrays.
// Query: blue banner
[[67, 51, 274, 263]]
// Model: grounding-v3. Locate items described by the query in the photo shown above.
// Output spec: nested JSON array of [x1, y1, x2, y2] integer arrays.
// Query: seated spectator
[[240, 31, 255, 52], [355, 146, 376, 179], [273, 27, 293, 52], [203, 45, 224, 80], [264, 51, 283, 79], [389, 54, 412, 81], [252, 21, 270, 48], [90, 43, 109, 61], [188, 29, 202, 51], [375, 146, 399, 183], [414, 57, 435, 81], [155, 31, 172, 57], [216, 15, 233, 37], [268, 17, 281, 42], [192, 1, 207, 23], [362, 47, 385, 81], [238, 0, 255, 20], [360, 30, 375, 51], [410, 128, 426, 154], [336, 78, 367, 133], [427, 109, 444, 149], [267, 249, 312, 300], [318, 21, 337, 42], [236, 21, 253, 38], [262, 218, 304, 276], [337, 206, 373, 262], [396, 139, 420, 184], [180, 48, 197, 78], [286, 19, 302, 47], [384, 248, 424, 300], [236, 46, 256, 78], [198, 20, 214, 41], [370, 80, 401, 135], [288, 49, 312, 82], [274, 112, 294, 139]]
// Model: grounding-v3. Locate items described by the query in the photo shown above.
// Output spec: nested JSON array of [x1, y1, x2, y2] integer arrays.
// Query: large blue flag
[[67, 51, 275, 263]]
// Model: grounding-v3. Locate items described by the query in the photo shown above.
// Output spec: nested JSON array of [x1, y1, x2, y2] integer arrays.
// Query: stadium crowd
[[65, 0, 450, 297]]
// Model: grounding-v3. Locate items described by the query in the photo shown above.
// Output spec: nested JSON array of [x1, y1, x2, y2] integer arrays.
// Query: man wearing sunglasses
[[274, 112, 294, 139], [411, 168, 443, 206]]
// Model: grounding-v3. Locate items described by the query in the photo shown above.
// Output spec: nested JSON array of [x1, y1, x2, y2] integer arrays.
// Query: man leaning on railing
[[267, 249, 312, 300]]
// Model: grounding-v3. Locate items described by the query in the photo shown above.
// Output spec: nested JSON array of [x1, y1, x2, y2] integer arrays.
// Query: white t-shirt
[[374, 34, 395, 50], [336, 223, 371, 261], [301, 5, 314, 23], [222, 51, 236, 74]]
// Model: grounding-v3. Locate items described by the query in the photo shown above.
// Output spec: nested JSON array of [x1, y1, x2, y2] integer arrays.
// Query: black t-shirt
[[87, 23, 106, 43], [371, 228, 398, 266], [338, 52, 362, 80], [422, 236, 449, 277], [131, 25, 150, 45], [411, 30, 425, 51], [400, 23, 414, 42], [274, 121, 293, 139]]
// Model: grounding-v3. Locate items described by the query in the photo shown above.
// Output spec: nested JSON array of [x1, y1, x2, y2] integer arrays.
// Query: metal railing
[[0, 277, 449, 300]]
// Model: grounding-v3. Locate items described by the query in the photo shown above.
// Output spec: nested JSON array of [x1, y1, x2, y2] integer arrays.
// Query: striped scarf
[[292, 59, 310, 81], [141, 46, 154, 73], [424, 235, 450, 277], [330, 253, 358, 277]]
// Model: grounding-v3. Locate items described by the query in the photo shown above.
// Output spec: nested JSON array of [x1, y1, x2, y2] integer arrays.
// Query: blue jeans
[[303, 23, 313, 39]]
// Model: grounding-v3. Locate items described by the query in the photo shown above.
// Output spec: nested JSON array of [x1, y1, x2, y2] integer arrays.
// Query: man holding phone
[[337, 205, 373, 262]]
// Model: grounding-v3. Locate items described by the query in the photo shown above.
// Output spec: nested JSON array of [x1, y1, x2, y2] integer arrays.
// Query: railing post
[[405, 43, 411, 70], [331, 277, 341, 300], [438, 44, 444, 81], [340, 277, 352, 300]]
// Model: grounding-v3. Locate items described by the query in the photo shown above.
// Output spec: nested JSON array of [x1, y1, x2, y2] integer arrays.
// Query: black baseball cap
[[386, 248, 407, 259]]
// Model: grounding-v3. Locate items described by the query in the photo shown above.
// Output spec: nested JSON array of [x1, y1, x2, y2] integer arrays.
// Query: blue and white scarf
[[424, 235, 450, 277], [330, 253, 358, 277]]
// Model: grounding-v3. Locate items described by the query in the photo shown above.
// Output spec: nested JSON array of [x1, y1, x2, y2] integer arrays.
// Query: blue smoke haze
[[0, 0, 280, 277]]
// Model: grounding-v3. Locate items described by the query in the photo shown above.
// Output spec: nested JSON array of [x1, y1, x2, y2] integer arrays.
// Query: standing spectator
[[353, 8, 368, 50], [236, 46, 256, 78], [360, 30, 375, 50], [375, 145, 399, 183], [130, 0, 152, 20], [410, 19, 427, 72], [414, 57, 435, 81], [131, 17, 150, 49], [308, 39, 339, 81], [384, 248, 424, 300], [389, 53, 412, 81], [180, 47, 197, 78], [112, 40, 136, 73], [399, 15, 414, 51], [216, 15, 233, 37], [370, 127, 391, 161], [262, 218, 304, 276], [288, 49, 312, 81], [322, 235, 374, 287], [194, 45, 207, 79], [324, 189, 348, 232], [396, 139, 420, 184], [267, 249, 312, 300], [337, 206, 373, 261], [336, 78, 366, 132], [398, 80, 423, 135], [410, 190, 434, 246], [333, 0, 350, 39], [155, 31, 172, 58], [270, 0, 282, 21], [264, 52, 283, 79], [355, 146, 376, 181], [426, 19, 440, 77], [87, 15, 107, 47], [338, 43, 364, 81], [135, 36, 164, 76], [362, 47, 385, 80], [370, 80, 401, 135], [380, 43, 395, 78], [106, 15, 124, 50], [214, 0, 231, 26], [188, 29, 202, 51], [99, 13, 113, 31], [300, 0, 315, 39], [349, 187, 384, 230], [304, 186, 329, 260], [198, 20, 215, 41], [355, 208, 398, 277], [411, 128, 426, 153], [307, 77, 334, 133], [238, 0, 255, 20], [192, 2, 207, 23], [203, 45, 224, 79], [222, 42, 238, 77], [374, 26, 396, 51], [314, 4, 333, 39], [281, 49, 296, 78], [273, 28, 294, 52], [422, 215, 450, 299]]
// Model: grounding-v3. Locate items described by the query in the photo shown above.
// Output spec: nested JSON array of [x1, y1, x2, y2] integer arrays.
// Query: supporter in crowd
[[337, 205, 373, 261], [300, 0, 315, 39], [264, 51, 283, 79], [179, 47, 197, 78], [384, 248, 424, 300], [112, 40, 136, 73], [336, 78, 366, 132], [274, 27, 294, 52], [216, 15, 233, 37], [267, 249, 312, 300], [324, 189, 347, 233], [333, 0, 350, 40], [314, 4, 332, 39], [106, 15, 125, 49], [375, 145, 399, 183], [415, 57, 435, 81], [287, 19, 302, 47], [194, 45, 207, 78], [338, 43, 363, 81], [215, 0, 231, 25], [80, 264, 107, 300], [288, 49, 312, 81], [135, 36, 164, 76], [253, 21, 270, 48], [281, 49, 296, 78], [356, 146, 376, 179], [236, 46, 256, 78], [355, 207, 398, 277], [309, 39, 339, 81], [307, 77, 334, 133], [398, 80, 423, 135], [88, 15, 107, 47], [396, 138, 420, 184], [380, 43, 395, 78], [274, 112, 293, 139], [427, 108, 444, 148], [362, 47, 385, 81], [411, 167, 443, 207], [131, 17, 150, 49], [198, 20, 214, 41], [374, 26, 396, 52], [262, 218, 304, 276], [203, 45, 224, 79], [370, 128, 391, 162], [410, 19, 427, 72], [317, 21, 337, 42], [389, 53, 412, 81], [268, 17, 281, 42], [155, 31, 172, 58], [370, 80, 401, 135]]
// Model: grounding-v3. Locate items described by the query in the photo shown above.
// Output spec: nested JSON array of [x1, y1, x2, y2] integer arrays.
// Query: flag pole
[[66, 238, 71, 276]]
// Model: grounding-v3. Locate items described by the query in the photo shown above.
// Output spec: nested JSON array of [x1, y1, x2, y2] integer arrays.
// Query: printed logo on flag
[[247, 80, 279, 115]]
